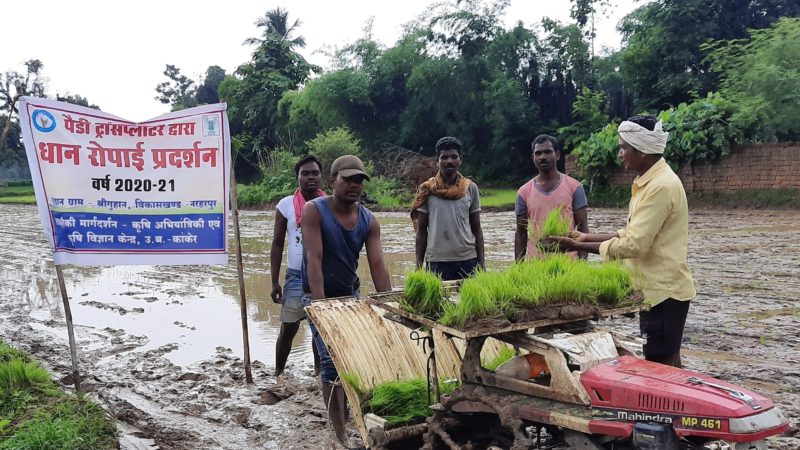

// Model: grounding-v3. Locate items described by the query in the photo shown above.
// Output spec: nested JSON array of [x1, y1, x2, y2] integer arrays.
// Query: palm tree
[[243, 7, 306, 49]]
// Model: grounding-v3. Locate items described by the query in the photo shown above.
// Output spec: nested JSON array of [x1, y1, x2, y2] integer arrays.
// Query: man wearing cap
[[301, 154, 391, 445], [412, 136, 485, 280], [555, 115, 695, 368]]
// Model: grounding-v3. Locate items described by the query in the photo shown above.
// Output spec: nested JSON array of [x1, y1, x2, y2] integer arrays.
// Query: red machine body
[[580, 356, 788, 443]]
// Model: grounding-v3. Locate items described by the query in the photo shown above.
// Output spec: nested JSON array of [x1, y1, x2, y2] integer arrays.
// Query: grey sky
[[2, 0, 643, 122]]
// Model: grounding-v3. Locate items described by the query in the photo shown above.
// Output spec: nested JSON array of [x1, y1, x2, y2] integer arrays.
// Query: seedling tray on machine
[[366, 290, 647, 339]]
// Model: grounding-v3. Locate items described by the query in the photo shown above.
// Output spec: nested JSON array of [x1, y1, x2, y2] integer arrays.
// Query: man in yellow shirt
[[556, 115, 695, 368]]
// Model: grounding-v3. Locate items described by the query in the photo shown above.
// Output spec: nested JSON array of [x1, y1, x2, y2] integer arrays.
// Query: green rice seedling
[[368, 378, 460, 426], [0, 359, 59, 398], [473, 271, 518, 315], [588, 261, 633, 305], [402, 270, 444, 317], [439, 378, 460, 397], [542, 272, 595, 304], [0, 341, 30, 364], [340, 372, 367, 400], [540, 253, 572, 277], [483, 346, 516, 371], [439, 301, 459, 327], [442, 273, 501, 327], [539, 206, 570, 238], [368, 379, 431, 426]]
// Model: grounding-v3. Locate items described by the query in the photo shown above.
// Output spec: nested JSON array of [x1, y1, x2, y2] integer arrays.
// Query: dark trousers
[[640, 298, 691, 368], [428, 258, 479, 281]]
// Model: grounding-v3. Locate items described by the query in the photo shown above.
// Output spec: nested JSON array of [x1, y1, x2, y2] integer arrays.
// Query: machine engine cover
[[581, 356, 788, 442]]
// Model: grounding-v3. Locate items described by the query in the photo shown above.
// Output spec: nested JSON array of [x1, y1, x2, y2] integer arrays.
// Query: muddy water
[[1, 205, 799, 449]]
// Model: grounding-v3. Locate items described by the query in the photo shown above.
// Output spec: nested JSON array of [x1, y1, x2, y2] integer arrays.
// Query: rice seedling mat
[[366, 291, 647, 340]]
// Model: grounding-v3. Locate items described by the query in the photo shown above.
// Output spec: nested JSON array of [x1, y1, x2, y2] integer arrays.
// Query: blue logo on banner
[[32, 110, 57, 132]]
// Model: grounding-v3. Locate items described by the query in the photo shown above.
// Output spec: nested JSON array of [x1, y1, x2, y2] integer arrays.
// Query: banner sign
[[19, 97, 230, 265]]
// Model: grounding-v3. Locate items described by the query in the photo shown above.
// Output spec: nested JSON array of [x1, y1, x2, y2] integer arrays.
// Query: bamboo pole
[[54, 264, 82, 392], [230, 164, 253, 384]]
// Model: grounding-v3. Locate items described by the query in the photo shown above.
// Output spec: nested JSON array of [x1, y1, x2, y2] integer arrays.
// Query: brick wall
[[564, 143, 800, 193]]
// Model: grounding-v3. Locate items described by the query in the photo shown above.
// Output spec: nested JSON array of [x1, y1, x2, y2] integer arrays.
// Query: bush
[[306, 126, 362, 173], [571, 122, 620, 189], [364, 176, 406, 208], [573, 93, 741, 188], [236, 150, 297, 207], [658, 92, 741, 168]]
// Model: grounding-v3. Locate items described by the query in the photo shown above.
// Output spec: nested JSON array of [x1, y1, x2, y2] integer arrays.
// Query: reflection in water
[[3, 207, 520, 369]]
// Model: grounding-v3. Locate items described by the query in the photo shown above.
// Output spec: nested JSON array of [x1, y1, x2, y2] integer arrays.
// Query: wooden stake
[[230, 165, 253, 384], [54, 264, 82, 392]]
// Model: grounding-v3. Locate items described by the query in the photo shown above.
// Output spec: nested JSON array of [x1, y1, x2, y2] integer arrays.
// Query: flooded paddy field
[[0, 204, 798, 449]]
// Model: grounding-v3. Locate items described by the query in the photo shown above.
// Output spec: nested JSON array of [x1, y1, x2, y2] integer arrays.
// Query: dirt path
[[0, 205, 797, 449]]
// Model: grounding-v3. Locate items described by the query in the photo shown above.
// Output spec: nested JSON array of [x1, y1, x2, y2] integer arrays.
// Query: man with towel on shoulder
[[555, 115, 696, 368], [412, 136, 485, 280]]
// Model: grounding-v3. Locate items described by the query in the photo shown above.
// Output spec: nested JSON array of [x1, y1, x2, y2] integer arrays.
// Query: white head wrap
[[618, 120, 669, 155]]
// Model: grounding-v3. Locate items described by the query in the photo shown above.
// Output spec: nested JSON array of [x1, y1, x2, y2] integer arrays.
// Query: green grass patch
[[0, 340, 117, 449], [0, 195, 35, 205], [0, 342, 30, 364], [586, 186, 631, 208], [479, 188, 517, 208], [0, 185, 34, 195]]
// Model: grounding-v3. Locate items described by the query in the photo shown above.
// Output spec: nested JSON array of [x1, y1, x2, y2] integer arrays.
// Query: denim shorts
[[279, 268, 310, 323]]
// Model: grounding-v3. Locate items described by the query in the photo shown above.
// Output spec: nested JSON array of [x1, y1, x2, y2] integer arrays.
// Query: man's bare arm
[[470, 212, 485, 270], [366, 216, 391, 292], [415, 212, 429, 269], [270, 210, 288, 303], [514, 215, 528, 262], [573, 206, 590, 259], [301, 202, 326, 300]]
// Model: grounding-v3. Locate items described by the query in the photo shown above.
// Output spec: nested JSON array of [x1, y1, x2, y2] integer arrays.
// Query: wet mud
[[0, 205, 798, 449]]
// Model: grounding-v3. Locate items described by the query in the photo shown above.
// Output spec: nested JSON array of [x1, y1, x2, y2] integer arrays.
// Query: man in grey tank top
[[301, 155, 391, 445]]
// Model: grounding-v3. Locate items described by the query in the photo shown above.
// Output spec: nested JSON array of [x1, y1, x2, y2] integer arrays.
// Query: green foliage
[[689, 189, 800, 209], [402, 270, 445, 317], [482, 346, 516, 371], [586, 186, 630, 208], [305, 127, 362, 174], [557, 88, 609, 153], [363, 176, 405, 209], [658, 92, 741, 168], [705, 18, 800, 141], [236, 150, 297, 207], [571, 122, 620, 188], [574, 92, 741, 185], [618, 0, 800, 111]]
